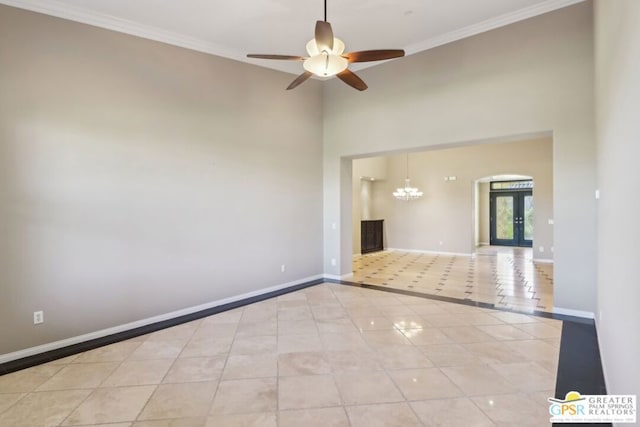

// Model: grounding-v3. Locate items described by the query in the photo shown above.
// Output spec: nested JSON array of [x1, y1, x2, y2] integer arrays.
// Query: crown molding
[[1, 0, 585, 76], [404, 0, 586, 56], [0, 0, 244, 60], [353, 0, 586, 72]]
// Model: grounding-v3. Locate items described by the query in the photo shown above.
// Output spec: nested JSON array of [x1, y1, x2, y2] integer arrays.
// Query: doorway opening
[[474, 174, 535, 250], [351, 147, 553, 312], [489, 180, 534, 247]]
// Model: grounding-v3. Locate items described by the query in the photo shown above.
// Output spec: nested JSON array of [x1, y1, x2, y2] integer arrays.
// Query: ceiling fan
[[247, 0, 405, 91]]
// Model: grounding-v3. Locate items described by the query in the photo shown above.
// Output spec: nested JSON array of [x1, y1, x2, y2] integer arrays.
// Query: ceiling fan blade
[[315, 20, 334, 51], [344, 49, 405, 63], [337, 69, 368, 91], [287, 71, 313, 90], [247, 54, 305, 61]]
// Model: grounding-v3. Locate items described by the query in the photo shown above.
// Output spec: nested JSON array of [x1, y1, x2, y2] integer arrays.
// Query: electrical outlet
[[331, 258, 337, 266], [33, 311, 44, 325], [281, 264, 286, 273], [539, 246, 545, 253]]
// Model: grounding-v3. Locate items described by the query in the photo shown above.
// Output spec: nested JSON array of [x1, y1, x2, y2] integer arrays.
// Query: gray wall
[[594, 0, 640, 397], [369, 139, 553, 257], [0, 6, 323, 356], [323, 3, 595, 314]]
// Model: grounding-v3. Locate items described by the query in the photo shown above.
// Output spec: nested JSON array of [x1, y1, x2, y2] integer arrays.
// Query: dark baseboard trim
[[329, 279, 610, 427], [553, 322, 611, 427], [0, 278, 324, 376], [1, 275, 611, 425]]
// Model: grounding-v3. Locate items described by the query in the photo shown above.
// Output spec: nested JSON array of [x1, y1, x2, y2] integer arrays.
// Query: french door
[[490, 191, 533, 247]]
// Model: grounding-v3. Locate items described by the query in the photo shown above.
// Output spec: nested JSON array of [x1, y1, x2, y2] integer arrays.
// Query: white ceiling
[[1, 0, 583, 75]]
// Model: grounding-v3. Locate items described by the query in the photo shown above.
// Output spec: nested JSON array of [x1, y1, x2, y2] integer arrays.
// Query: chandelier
[[393, 153, 423, 201]]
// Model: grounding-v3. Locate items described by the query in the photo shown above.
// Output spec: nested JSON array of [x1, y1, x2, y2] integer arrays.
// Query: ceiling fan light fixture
[[303, 55, 348, 77], [303, 38, 348, 77], [305, 38, 344, 56], [246, 0, 404, 90]]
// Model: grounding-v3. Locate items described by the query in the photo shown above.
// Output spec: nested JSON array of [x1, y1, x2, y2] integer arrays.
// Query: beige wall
[[353, 157, 388, 182], [594, 0, 640, 396], [324, 2, 595, 313], [478, 183, 491, 245], [360, 181, 373, 221], [351, 176, 362, 255], [351, 157, 387, 254], [0, 6, 324, 356], [369, 139, 553, 257]]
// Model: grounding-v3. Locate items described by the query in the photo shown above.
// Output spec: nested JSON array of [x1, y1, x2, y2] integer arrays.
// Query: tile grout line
[[325, 285, 349, 424]]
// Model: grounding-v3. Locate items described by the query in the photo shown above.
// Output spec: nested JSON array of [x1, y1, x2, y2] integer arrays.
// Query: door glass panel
[[496, 196, 514, 240], [524, 195, 534, 241]]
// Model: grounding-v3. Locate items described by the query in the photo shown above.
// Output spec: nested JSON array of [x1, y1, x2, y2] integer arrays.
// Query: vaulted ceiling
[[0, 0, 584, 74]]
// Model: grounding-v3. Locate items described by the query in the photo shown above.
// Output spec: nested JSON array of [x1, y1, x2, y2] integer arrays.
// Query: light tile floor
[[0, 283, 561, 426], [352, 247, 554, 313]]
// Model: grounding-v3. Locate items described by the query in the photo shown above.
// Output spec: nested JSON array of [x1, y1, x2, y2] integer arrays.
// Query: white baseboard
[[323, 273, 353, 280], [0, 274, 324, 364], [533, 258, 554, 264], [553, 306, 595, 319], [386, 247, 473, 257]]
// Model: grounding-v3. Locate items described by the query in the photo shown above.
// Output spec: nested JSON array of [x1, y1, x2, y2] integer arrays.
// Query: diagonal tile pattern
[[0, 283, 561, 426], [352, 246, 554, 312]]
